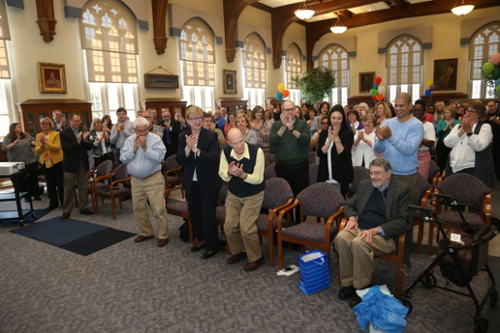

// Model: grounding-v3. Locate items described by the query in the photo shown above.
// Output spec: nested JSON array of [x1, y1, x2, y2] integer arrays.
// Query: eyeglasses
[[466, 109, 478, 114], [369, 171, 385, 176], [282, 108, 294, 112], [188, 117, 203, 122]]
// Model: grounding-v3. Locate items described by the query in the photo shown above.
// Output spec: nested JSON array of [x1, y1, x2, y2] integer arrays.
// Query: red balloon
[[376, 93, 384, 101], [372, 96, 377, 100], [282, 89, 290, 98], [374, 76, 382, 85]]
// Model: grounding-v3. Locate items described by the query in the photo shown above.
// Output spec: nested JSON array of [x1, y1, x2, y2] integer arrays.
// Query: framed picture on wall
[[223, 69, 237, 94], [359, 72, 375, 94], [433, 59, 457, 91], [38, 62, 67, 94]]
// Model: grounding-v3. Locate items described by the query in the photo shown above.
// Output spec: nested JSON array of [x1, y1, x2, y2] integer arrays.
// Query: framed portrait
[[433, 59, 457, 91], [38, 62, 67, 94], [359, 72, 375, 94], [223, 69, 237, 94]]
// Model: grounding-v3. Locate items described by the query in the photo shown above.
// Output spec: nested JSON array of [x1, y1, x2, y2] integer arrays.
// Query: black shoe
[[80, 208, 94, 215], [191, 242, 205, 252], [349, 294, 362, 308], [62, 213, 71, 220], [34, 196, 42, 201], [201, 249, 219, 259], [338, 286, 356, 300]]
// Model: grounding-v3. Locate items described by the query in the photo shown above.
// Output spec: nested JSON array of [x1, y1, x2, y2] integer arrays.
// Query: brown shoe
[[134, 235, 154, 243], [227, 252, 247, 264], [244, 257, 264, 271], [157, 238, 169, 247]]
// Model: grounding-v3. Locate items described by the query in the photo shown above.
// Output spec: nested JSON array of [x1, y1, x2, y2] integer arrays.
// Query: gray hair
[[369, 157, 392, 172], [133, 117, 149, 128]]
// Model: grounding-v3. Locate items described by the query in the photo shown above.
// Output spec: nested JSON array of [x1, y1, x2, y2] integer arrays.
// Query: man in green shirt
[[269, 100, 311, 197]]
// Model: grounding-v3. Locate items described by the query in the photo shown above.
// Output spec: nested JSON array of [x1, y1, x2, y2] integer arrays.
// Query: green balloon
[[491, 69, 500, 80], [370, 89, 378, 97], [496, 85, 500, 95], [482, 62, 494, 74]]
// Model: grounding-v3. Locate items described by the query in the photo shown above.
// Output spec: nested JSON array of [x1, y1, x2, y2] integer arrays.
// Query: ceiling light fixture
[[451, 0, 474, 16], [330, 17, 347, 34], [294, 1, 315, 20]]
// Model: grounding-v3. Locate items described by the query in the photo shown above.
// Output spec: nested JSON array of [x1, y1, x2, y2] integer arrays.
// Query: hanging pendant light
[[451, 0, 474, 16], [294, 1, 315, 20], [330, 17, 347, 34]]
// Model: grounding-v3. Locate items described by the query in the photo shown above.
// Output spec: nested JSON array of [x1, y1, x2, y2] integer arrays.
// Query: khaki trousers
[[334, 228, 395, 289], [131, 171, 169, 239], [224, 191, 264, 263], [63, 163, 89, 214]]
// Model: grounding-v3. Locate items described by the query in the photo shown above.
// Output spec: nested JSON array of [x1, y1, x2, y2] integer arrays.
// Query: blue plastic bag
[[353, 285, 409, 333]]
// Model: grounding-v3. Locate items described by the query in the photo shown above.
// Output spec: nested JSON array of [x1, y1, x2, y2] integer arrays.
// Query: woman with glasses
[[35, 117, 64, 209], [352, 114, 377, 168], [435, 106, 459, 171], [2, 123, 41, 201], [317, 104, 354, 197], [176, 106, 223, 259], [311, 102, 330, 135], [88, 118, 113, 168], [310, 116, 329, 150], [443, 101, 494, 187]]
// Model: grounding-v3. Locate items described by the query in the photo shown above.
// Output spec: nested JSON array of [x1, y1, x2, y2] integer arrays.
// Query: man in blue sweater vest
[[219, 128, 266, 271]]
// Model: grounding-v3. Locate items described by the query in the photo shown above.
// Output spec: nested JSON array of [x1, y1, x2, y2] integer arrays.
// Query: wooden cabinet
[[216, 99, 247, 114], [141, 98, 187, 118], [17, 99, 92, 138]]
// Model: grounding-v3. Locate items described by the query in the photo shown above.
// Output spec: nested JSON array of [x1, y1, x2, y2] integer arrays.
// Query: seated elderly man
[[334, 157, 411, 308]]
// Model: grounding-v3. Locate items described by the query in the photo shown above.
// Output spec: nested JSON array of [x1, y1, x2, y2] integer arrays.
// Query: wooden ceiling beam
[[223, 0, 261, 63], [151, 0, 169, 55], [305, 0, 500, 69]]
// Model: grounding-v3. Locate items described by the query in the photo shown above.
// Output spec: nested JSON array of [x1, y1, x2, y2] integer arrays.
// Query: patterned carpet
[[0, 195, 499, 333]]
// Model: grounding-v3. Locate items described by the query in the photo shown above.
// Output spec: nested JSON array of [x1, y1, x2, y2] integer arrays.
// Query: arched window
[[180, 18, 215, 111], [0, 0, 12, 137], [80, 0, 138, 121], [385, 34, 423, 103], [242, 33, 266, 109], [285, 43, 302, 105], [318, 44, 349, 106], [469, 21, 500, 99]]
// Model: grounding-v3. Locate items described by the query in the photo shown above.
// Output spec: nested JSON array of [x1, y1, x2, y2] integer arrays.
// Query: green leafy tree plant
[[292, 67, 336, 104]]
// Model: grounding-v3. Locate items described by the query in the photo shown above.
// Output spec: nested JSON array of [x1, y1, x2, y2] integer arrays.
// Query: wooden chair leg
[[416, 222, 423, 254], [111, 196, 117, 220], [268, 232, 274, 267], [277, 235, 283, 269], [395, 261, 404, 298]]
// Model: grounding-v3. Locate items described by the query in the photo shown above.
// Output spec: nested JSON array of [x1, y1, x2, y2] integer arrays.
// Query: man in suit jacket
[[161, 110, 181, 158], [60, 113, 94, 219], [334, 157, 411, 308]]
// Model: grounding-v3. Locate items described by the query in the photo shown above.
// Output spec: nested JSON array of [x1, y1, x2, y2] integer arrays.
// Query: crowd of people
[[2, 96, 498, 301]]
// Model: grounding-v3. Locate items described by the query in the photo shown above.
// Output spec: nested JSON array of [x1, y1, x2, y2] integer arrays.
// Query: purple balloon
[[424, 89, 431, 97], [429, 84, 436, 92]]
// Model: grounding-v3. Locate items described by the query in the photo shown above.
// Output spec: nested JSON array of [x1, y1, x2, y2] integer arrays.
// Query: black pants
[[185, 182, 220, 252], [275, 160, 309, 197], [43, 161, 64, 208], [93, 154, 112, 169], [25, 162, 40, 198]]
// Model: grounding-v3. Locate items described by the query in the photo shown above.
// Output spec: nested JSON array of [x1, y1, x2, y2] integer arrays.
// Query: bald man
[[219, 128, 265, 271]]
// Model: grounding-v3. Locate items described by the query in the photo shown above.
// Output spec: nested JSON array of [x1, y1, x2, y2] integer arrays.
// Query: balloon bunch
[[275, 83, 290, 100], [369, 76, 386, 101], [424, 79, 436, 97], [482, 52, 500, 95]]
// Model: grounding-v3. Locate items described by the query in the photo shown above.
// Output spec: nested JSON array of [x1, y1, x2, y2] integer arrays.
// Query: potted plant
[[292, 67, 336, 104]]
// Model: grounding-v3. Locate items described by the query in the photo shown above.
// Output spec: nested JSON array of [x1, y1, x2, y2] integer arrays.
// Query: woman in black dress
[[317, 104, 354, 197]]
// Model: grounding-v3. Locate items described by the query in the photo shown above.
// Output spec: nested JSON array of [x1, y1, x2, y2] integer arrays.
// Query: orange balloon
[[376, 93, 384, 101], [282, 89, 290, 98]]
